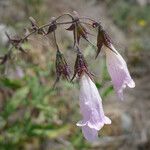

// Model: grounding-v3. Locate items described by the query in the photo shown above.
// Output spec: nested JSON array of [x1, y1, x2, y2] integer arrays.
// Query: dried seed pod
[[54, 50, 70, 86], [76, 23, 88, 44], [96, 26, 104, 58], [66, 16, 89, 45], [96, 24, 115, 58], [71, 47, 92, 81]]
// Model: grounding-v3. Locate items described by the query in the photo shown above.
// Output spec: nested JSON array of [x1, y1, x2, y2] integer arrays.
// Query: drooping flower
[[77, 73, 111, 142], [94, 23, 135, 100], [72, 48, 111, 141], [105, 44, 135, 100]]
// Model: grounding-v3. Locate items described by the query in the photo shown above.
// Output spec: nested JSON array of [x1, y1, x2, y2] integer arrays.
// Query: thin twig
[[53, 31, 59, 51], [1, 13, 99, 66]]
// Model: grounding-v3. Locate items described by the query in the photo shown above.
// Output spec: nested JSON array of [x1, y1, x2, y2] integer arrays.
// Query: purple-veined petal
[[105, 44, 135, 100], [77, 73, 111, 142]]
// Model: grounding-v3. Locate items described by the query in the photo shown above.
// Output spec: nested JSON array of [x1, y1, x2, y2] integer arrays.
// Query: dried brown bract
[[53, 49, 70, 87], [1, 11, 117, 85]]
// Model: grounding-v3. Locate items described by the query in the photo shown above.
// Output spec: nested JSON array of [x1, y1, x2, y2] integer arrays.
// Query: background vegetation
[[0, 0, 149, 149]]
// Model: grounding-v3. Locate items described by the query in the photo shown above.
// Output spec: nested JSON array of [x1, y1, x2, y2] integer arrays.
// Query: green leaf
[[11, 86, 29, 101], [4, 86, 29, 116], [0, 78, 22, 89], [31, 124, 71, 138], [101, 86, 113, 98], [95, 82, 102, 89]]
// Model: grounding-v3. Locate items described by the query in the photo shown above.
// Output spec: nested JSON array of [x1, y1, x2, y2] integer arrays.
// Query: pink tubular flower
[[77, 73, 111, 142], [105, 44, 135, 100]]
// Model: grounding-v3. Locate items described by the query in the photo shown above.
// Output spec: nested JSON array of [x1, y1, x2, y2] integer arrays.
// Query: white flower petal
[[105, 44, 135, 100], [77, 73, 111, 141], [82, 126, 98, 142]]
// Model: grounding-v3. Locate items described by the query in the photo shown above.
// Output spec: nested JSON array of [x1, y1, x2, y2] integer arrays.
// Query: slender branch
[[56, 20, 77, 25], [5, 16, 97, 51], [0, 12, 100, 66], [55, 13, 74, 21], [53, 31, 59, 51], [21, 30, 36, 42]]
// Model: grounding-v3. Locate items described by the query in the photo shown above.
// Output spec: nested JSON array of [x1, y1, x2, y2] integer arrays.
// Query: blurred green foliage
[[0, 0, 114, 146], [0, 48, 112, 149], [107, 0, 150, 32], [0, 66, 79, 149], [1, 0, 148, 149], [106, 0, 150, 51]]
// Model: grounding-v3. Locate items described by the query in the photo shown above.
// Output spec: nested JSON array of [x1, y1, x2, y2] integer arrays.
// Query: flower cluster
[[1, 11, 135, 142], [74, 45, 135, 141]]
